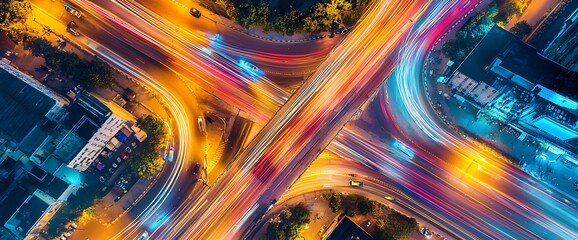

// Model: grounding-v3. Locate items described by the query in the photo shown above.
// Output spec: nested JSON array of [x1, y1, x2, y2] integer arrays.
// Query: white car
[[420, 227, 433, 239], [137, 231, 149, 240], [349, 180, 364, 187]]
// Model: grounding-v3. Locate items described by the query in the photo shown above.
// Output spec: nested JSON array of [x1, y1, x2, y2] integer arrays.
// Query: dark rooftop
[[497, 40, 578, 99], [458, 26, 514, 84], [14, 195, 48, 235], [63, 94, 111, 128], [18, 126, 50, 156], [28, 174, 69, 200], [52, 132, 86, 164], [0, 68, 56, 143], [0, 186, 30, 227], [327, 217, 374, 240]]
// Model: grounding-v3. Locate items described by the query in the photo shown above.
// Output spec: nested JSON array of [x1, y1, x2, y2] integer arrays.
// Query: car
[[239, 59, 262, 74], [197, 116, 205, 133], [193, 162, 201, 174], [108, 168, 116, 174], [99, 176, 106, 183], [67, 20, 77, 28], [64, 4, 82, 18], [189, 8, 201, 17], [349, 180, 363, 187], [67, 27, 79, 36], [68, 223, 78, 229], [131, 142, 137, 147], [96, 162, 104, 171], [112, 163, 119, 168], [63, 231, 72, 237], [125, 146, 132, 153], [120, 152, 128, 160], [137, 231, 149, 240], [116, 157, 122, 163], [114, 195, 122, 202], [420, 227, 433, 239]]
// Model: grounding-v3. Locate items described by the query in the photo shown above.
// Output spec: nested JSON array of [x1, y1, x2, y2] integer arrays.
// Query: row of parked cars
[[98, 142, 137, 183], [58, 223, 77, 240]]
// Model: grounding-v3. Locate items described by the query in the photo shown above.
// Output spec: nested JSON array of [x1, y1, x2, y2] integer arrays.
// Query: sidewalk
[[92, 177, 151, 226]]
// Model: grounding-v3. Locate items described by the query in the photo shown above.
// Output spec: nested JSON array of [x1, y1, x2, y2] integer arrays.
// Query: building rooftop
[[11, 194, 48, 236], [327, 217, 374, 240], [497, 40, 578, 99], [52, 132, 86, 163], [457, 26, 515, 84], [0, 68, 56, 143], [64, 93, 111, 128]]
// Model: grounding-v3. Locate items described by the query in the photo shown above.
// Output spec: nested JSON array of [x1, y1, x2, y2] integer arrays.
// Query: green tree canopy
[[25, 37, 54, 57], [328, 193, 342, 212], [129, 150, 164, 180], [265, 203, 310, 240], [0, 0, 32, 27], [510, 20, 532, 38], [136, 115, 166, 149], [77, 59, 115, 89], [375, 209, 418, 240]]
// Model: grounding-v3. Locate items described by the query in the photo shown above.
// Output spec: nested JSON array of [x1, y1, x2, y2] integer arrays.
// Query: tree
[[370, 201, 383, 217], [375, 209, 418, 240], [2, 21, 36, 44], [357, 198, 373, 215], [136, 115, 166, 149], [324, 0, 352, 24], [0, 0, 32, 27], [129, 150, 164, 180], [493, 1, 520, 24], [328, 193, 342, 212], [510, 20, 532, 38], [264, 203, 310, 240], [25, 37, 54, 56], [77, 59, 115, 88]]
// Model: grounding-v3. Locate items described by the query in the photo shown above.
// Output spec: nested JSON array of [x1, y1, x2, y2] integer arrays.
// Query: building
[[0, 162, 73, 240], [61, 94, 126, 171], [544, 8, 578, 71], [325, 216, 374, 240], [445, 25, 578, 162], [0, 62, 139, 238]]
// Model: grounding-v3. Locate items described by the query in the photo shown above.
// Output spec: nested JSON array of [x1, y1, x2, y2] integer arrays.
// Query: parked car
[[99, 176, 106, 183], [69, 223, 77, 229], [126, 146, 132, 153], [131, 142, 137, 147], [120, 152, 128, 160], [112, 163, 118, 168], [108, 168, 116, 174], [116, 157, 123, 164], [189, 8, 201, 17]]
